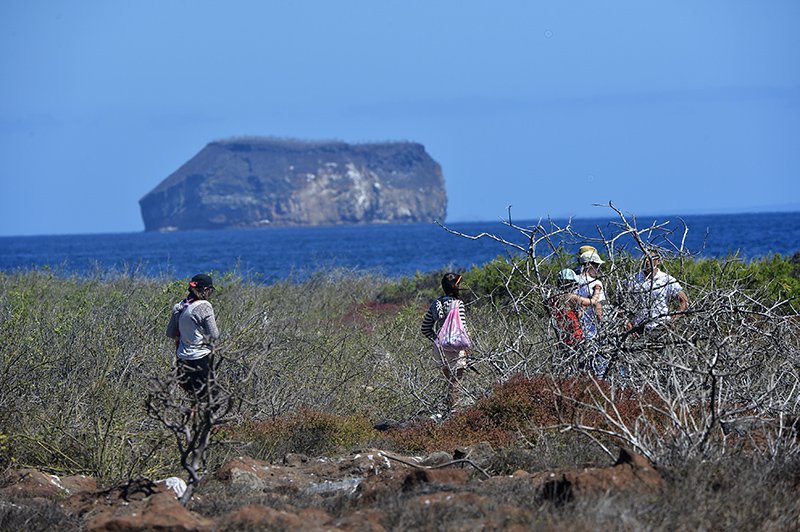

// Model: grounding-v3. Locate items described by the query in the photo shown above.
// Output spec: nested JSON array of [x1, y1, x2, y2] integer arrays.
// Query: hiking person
[[421, 273, 471, 411], [625, 250, 689, 335], [166, 273, 220, 398], [549, 269, 602, 364], [575, 250, 606, 340], [575, 249, 609, 374]]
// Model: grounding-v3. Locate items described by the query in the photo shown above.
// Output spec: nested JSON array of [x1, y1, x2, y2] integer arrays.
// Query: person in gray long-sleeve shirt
[[166, 273, 219, 397]]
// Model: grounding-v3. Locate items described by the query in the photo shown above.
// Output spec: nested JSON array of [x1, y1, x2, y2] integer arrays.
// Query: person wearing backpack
[[548, 269, 602, 370], [166, 273, 220, 398], [421, 272, 471, 411]]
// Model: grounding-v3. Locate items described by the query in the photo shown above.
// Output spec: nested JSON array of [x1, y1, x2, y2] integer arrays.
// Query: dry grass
[[1, 233, 799, 529]]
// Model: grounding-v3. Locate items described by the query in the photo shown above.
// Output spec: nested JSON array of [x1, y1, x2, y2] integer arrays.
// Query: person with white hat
[[576, 250, 605, 340], [575, 250, 608, 375]]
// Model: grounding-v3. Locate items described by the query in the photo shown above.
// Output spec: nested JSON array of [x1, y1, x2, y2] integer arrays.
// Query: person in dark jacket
[[421, 273, 470, 411]]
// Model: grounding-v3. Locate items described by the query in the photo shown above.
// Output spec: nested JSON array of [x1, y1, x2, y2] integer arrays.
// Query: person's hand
[[590, 284, 602, 303], [626, 321, 640, 338]]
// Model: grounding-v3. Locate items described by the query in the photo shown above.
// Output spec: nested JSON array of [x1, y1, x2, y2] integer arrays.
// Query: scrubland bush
[[424, 205, 800, 465], [1, 207, 799, 503]]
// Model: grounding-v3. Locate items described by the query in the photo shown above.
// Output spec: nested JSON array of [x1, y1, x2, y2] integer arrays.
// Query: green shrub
[[1, 250, 798, 482]]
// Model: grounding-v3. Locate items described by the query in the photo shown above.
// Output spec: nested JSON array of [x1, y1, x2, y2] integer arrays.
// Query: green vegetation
[[0, 249, 798, 485], [1, 243, 800, 529], [380, 250, 800, 314], [5, 203, 800, 528]]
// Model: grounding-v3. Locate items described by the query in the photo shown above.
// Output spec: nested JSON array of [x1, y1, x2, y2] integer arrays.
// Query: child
[[548, 269, 601, 356]]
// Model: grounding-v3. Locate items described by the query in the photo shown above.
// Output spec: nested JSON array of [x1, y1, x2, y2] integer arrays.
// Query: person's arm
[[204, 309, 220, 341], [195, 302, 219, 342], [671, 290, 689, 323], [166, 305, 180, 339], [420, 303, 437, 341], [575, 284, 602, 307], [593, 283, 604, 322], [457, 299, 469, 336]]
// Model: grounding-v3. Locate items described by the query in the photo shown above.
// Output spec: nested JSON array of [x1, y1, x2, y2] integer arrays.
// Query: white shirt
[[166, 299, 219, 360], [626, 269, 683, 329], [575, 274, 604, 339]]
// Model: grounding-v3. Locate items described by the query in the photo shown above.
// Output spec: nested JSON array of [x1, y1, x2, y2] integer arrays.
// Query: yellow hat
[[579, 251, 605, 265]]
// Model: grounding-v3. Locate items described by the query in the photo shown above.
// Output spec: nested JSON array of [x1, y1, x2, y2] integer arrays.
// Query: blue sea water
[[1, 212, 799, 283]]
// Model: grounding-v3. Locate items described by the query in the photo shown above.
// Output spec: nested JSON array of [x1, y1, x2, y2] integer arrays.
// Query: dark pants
[[177, 356, 213, 397]]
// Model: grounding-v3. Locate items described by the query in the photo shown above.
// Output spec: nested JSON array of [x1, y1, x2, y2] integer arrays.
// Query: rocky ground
[[0, 443, 665, 532]]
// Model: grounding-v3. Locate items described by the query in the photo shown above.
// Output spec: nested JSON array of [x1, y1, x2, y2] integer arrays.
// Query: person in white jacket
[[166, 273, 220, 397]]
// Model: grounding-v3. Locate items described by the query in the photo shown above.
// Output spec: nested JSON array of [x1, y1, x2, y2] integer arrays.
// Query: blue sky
[[1, 1, 798, 236]]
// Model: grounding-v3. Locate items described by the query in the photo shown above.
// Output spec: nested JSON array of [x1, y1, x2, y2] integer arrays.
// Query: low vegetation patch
[[1, 210, 799, 529]]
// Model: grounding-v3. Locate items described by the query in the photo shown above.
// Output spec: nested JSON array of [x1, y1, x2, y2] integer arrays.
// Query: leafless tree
[[145, 348, 239, 505], [437, 203, 800, 462]]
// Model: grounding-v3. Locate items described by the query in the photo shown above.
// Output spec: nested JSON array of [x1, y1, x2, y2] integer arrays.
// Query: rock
[[212, 450, 404, 496], [214, 456, 301, 495], [139, 138, 447, 232], [0, 469, 96, 500], [401, 469, 470, 492], [229, 468, 270, 494], [7, 448, 666, 530], [86, 491, 212, 532], [408, 491, 488, 512], [327, 509, 387, 532], [539, 447, 664, 504], [283, 452, 311, 467], [222, 504, 329, 532], [420, 451, 453, 467], [60, 478, 164, 516], [354, 463, 469, 508], [484, 505, 536, 531], [302, 477, 364, 495], [61, 478, 213, 532]]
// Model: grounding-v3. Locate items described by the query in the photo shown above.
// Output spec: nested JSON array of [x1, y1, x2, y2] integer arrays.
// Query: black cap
[[190, 274, 214, 290]]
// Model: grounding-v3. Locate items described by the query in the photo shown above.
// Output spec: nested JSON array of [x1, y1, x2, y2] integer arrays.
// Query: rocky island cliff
[[139, 138, 447, 232]]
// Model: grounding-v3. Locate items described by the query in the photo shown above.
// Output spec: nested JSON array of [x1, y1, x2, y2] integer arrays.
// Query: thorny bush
[[1, 204, 799, 488]]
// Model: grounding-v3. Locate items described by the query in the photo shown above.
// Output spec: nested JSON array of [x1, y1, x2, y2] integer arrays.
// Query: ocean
[[1, 212, 799, 283]]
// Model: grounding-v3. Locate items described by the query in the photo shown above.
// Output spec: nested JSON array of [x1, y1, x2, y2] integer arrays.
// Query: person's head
[[189, 273, 215, 300], [642, 250, 662, 275], [557, 268, 579, 289], [442, 273, 462, 298], [579, 251, 604, 275]]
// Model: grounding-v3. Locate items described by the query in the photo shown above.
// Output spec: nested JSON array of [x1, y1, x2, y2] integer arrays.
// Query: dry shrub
[[381, 412, 513, 455], [230, 409, 379, 462], [438, 204, 800, 464], [380, 374, 660, 456], [0, 499, 83, 532], [474, 374, 652, 430], [2, 204, 799, 521]]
